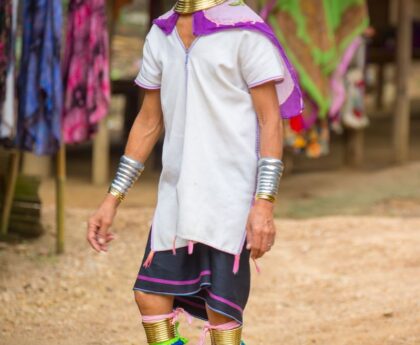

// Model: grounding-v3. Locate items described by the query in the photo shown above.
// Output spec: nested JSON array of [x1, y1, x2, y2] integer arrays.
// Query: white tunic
[[135, 24, 284, 255]]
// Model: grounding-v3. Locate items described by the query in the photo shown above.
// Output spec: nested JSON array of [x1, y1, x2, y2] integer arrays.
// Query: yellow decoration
[[175, 0, 227, 14], [210, 326, 242, 345], [142, 319, 176, 344]]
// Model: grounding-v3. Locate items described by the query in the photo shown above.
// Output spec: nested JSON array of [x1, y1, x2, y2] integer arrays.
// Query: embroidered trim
[[138, 270, 212, 285], [206, 289, 243, 312], [134, 78, 161, 90], [248, 75, 284, 88]]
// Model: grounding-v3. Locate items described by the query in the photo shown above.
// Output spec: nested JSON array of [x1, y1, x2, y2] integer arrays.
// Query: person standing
[[87, 0, 302, 344]]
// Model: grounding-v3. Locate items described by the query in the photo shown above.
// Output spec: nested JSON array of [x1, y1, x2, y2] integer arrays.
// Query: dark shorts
[[133, 231, 251, 323]]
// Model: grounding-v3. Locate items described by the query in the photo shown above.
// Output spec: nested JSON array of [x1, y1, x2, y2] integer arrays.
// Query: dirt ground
[[1, 162, 420, 345], [2, 5, 420, 343]]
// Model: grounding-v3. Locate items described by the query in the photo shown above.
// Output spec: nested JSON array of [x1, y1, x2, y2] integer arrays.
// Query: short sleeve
[[134, 36, 162, 90], [239, 31, 284, 88]]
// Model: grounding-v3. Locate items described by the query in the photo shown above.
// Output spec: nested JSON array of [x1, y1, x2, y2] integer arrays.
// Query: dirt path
[[39, 162, 420, 219], [1, 207, 419, 345]]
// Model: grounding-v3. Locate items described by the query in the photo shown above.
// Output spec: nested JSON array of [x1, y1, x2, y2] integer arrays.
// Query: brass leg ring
[[142, 319, 176, 344], [210, 326, 242, 345]]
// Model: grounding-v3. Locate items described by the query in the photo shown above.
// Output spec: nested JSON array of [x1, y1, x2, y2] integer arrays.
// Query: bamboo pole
[[345, 129, 364, 168], [0, 150, 20, 236], [393, 0, 413, 163], [55, 144, 66, 254]]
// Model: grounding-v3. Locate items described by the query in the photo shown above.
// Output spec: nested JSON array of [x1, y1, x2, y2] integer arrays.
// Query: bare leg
[[206, 305, 236, 325], [206, 305, 242, 344], [134, 291, 180, 344], [134, 290, 174, 315]]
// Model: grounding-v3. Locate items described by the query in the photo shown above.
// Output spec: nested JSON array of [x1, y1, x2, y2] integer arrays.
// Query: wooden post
[[393, 0, 413, 163], [92, 120, 110, 185], [345, 129, 364, 168], [56, 144, 66, 254], [0, 150, 20, 236], [375, 63, 385, 109]]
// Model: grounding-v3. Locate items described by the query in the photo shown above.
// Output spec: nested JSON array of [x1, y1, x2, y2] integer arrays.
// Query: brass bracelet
[[108, 187, 125, 202], [255, 193, 276, 203]]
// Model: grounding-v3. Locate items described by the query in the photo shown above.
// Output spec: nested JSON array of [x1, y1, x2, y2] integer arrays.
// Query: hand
[[246, 199, 276, 259], [87, 195, 119, 252]]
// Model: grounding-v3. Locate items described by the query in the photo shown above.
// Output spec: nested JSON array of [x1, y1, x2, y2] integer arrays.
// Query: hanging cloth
[[15, 0, 63, 155], [0, 0, 12, 115], [263, 0, 369, 128], [0, 0, 18, 145], [62, 0, 111, 144]]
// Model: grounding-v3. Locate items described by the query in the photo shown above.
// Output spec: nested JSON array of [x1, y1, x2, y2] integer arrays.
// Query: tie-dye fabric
[[62, 0, 111, 144], [15, 0, 62, 155], [263, 0, 369, 124]]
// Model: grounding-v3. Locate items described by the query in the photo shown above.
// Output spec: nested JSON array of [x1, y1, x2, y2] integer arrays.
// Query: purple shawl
[[153, 0, 303, 119]]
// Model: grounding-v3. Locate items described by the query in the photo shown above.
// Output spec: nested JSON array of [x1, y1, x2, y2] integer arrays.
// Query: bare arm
[[246, 81, 283, 259], [87, 89, 163, 252], [124, 89, 164, 162], [252, 82, 283, 158]]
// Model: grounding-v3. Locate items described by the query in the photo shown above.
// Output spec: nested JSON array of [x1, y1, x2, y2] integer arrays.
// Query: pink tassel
[[233, 254, 240, 274], [172, 307, 193, 325], [143, 251, 155, 268], [142, 307, 193, 325], [142, 312, 173, 323], [172, 236, 177, 255], [188, 241, 194, 255]]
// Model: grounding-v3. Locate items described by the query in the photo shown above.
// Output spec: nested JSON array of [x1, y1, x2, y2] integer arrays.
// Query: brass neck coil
[[174, 0, 227, 14]]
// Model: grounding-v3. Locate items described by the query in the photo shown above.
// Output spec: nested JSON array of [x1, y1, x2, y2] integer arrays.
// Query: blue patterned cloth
[[16, 0, 62, 155]]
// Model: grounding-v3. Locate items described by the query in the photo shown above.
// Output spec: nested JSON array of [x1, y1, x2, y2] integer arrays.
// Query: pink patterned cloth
[[62, 0, 110, 144], [330, 37, 363, 117]]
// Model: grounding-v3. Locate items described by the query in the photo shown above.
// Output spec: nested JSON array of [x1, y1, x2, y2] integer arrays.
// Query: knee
[[134, 290, 174, 315], [134, 290, 149, 309]]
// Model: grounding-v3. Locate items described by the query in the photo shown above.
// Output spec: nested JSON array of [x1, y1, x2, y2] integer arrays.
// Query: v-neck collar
[[174, 26, 201, 52]]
